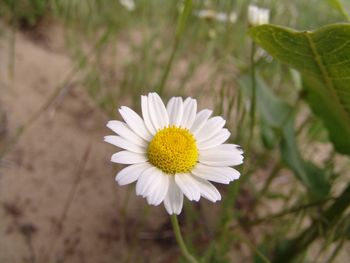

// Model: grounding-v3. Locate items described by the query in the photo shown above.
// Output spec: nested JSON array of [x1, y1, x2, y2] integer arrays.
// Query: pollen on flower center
[[147, 126, 198, 174]]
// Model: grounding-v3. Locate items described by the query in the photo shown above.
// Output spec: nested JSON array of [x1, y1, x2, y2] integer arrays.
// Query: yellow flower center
[[147, 126, 198, 174]]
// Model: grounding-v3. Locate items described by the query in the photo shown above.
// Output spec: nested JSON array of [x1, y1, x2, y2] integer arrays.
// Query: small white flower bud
[[248, 4, 270, 26], [195, 9, 238, 24], [119, 0, 135, 11]]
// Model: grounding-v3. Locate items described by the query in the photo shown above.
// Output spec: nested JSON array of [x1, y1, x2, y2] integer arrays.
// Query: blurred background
[[0, 0, 349, 262]]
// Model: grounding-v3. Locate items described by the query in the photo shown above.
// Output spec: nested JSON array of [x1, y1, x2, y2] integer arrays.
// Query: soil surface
[[0, 24, 180, 263]]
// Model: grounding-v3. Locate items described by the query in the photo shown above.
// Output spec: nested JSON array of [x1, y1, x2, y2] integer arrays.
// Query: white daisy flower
[[105, 93, 243, 215]]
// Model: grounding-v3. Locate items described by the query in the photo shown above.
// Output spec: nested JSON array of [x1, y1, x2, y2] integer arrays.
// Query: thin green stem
[[236, 232, 271, 263], [230, 196, 335, 230], [259, 163, 282, 197], [170, 215, 199, 263], [157, 0, 192, 96], [248, 41, 256, 149], [330, 0, 350, 21], [158, 41, 179, 96]]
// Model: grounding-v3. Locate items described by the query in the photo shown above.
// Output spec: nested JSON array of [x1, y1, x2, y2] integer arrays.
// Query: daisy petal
[[190, 109, 212, 135], [167, 97, 183, 126], [192, 163, 240, 184], [191, 177, 221, 202], [148, 93, 169, 130], [195, 116, 226, 143], [142, 170, 163, 200], [197, 129, 231, 150], [107, 120, 146, 147], [175, 173, 201, 201], [199, 148, 244, 166], [116, 162, 151, 185], [214, 144, 244, 155], [147, 172, 169, 206], [141, 95, 156, 135], [164, 176, 183, 215], [136, 166, 160, 197], [111, 151, 147, 164], [104, 135, 146, 153], [180, 98, 197, 129], [119, 106, 152, 141]]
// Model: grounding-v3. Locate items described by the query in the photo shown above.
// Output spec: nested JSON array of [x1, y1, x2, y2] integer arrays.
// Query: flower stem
[[170, 214, 199, 263]]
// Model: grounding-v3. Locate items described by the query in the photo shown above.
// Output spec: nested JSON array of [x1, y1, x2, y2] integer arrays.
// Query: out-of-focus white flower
[[105, 93, 243, 215], [248, 5, 270, 26], [119, 0, 135, 11], [216, 12, 238, 23], [195, 9, 238, 24], [195, 9, 217, 20]]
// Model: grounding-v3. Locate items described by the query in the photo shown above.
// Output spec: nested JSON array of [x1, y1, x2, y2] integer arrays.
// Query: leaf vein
[[305, 33, 350, 119]]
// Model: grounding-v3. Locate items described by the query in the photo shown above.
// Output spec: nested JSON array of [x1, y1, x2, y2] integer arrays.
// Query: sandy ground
[[0, 24, 182, 263]]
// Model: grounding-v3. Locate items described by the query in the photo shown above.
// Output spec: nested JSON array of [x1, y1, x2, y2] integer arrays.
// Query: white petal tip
[[211, 196, 222, 203], [116, 180, 124, 186], [236, 160, 244, 166], [103, 136, 110, 142], [115, 177, 124, 186]]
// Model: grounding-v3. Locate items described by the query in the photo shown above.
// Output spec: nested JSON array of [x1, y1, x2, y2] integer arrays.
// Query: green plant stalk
[[170, 215, 199, 263], [272, 183, 350, 263], [248, 41, 256, 149], [236, 196, 334, 228], [258, 163, 282, 198], [158, 41, 178, 96], [157, 0, 192, 96], [327, 0, 350, 21], [327, 237, 345, 263], [216, 179, 241, 257]]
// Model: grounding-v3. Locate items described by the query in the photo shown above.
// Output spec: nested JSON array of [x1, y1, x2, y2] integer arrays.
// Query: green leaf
[[257, 77, 330, 200], [237, 75, 292, 128], [249, 24, 350, 156], [280, 117, 330, 200], [260, 120, 277, 149], [239, 75, 330, 199]]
